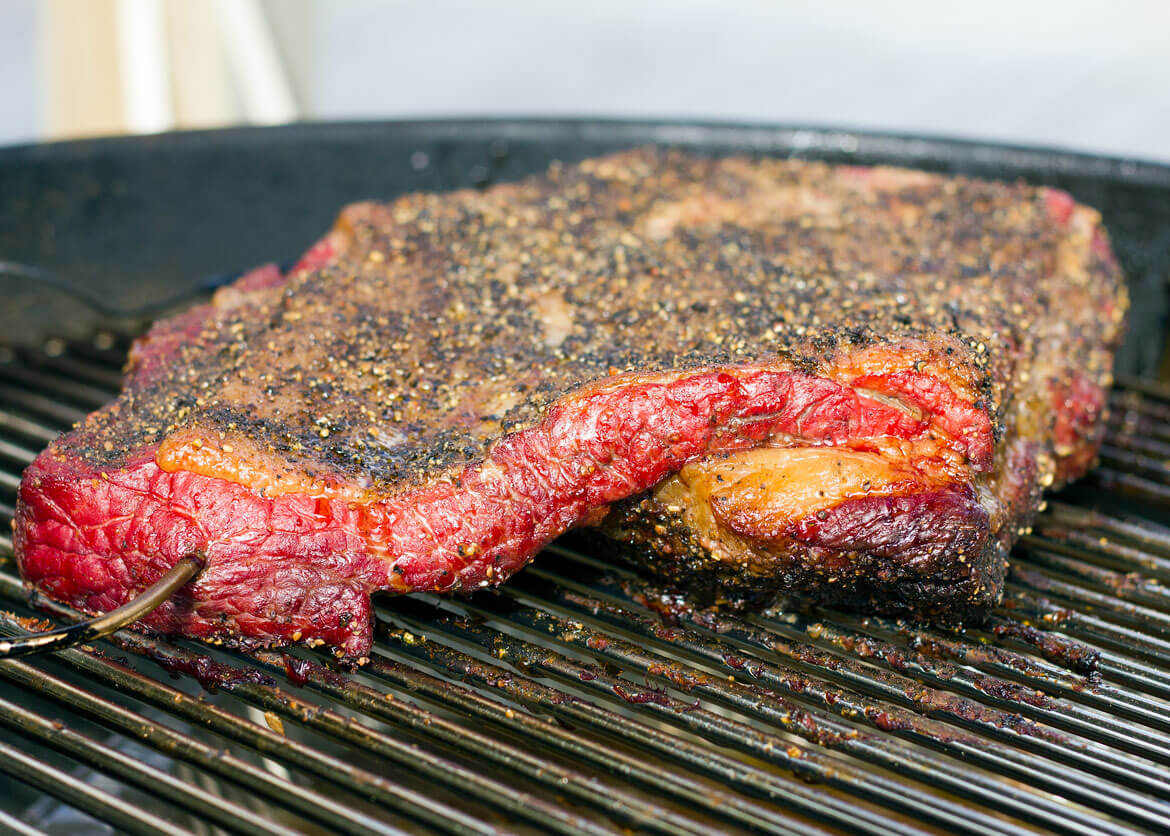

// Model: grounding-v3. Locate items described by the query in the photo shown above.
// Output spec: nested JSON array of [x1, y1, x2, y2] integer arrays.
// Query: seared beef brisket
[[15, 150, 1126, 654]]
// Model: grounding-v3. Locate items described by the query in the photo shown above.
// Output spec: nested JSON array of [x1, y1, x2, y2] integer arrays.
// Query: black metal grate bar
[[499, 563, 1170, 824], [0, 807, 49, 836], [371, 611, 932, 836], [378, 596, 1114, 836], [497, 565, 1170, 830], [3, 336, 1170, 834], [0, 735, 190, 836], [0, 361, 117, 410], [0, 580, 877, 836], [0, 383, 87, 426], [235, 647, 745, 836], [0, 598, 530, 836], [0, 650, 408, 836], [0, 688, 304, 836], [355, 644, 840, 836]]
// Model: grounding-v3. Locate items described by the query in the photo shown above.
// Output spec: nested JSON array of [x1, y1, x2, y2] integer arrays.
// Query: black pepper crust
[[594, 488, 1006, 623], [55, 149, 1124, 494]]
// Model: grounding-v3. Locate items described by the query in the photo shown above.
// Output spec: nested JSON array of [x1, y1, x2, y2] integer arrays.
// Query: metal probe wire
[[0, 555, 204, 658], [0, 258, 260, 660]]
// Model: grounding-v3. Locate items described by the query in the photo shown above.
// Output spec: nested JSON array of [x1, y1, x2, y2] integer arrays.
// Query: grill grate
[[2, 334, 1170, 835]]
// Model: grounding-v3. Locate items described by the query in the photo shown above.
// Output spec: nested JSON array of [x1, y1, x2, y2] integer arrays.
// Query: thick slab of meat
[[15, 150, 1126, 655]]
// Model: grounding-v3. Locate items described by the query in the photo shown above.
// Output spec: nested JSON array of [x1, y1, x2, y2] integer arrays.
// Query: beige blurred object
[[40, 0, 299, 140], [163, 0, 236, 128], [41, 0, 125, 138]]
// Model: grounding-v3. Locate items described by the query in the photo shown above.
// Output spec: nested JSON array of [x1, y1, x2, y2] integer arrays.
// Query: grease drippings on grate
[[1, 335, 1169, 836]]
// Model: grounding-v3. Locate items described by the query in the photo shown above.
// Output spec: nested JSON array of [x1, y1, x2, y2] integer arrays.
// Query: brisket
[[15, 150, 1127, 655]]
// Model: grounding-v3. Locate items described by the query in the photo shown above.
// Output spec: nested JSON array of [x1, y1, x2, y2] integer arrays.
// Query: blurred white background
[[2, 0, 1169, 161]]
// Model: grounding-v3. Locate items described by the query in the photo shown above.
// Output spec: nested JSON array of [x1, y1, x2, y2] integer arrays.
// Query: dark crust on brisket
[[49, 151, 1121, 491], [596, 486, 1002, 622]]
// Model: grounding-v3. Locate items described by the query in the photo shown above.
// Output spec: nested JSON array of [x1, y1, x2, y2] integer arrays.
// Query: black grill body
[[1, 120, 1169, 835]]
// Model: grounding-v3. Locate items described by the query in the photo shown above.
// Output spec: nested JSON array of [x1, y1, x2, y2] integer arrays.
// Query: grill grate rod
[[0, 603, 498, 836], [517, 562, 1170, 795], [235, 647, 752, 836], [1003, 580, 1170, 669], [0, 361, 117, 410], [1114, 375, 1170, 401], [1008, 557, 1170, 634], [833, 608, 1170, 739], [1086, 387, 1169, 507], [0, 587, 644, 836], [1104, 430, 1170, 463], [0, 652, 406, 836], [542, 543, 1170, 776], [380, 596, 1116, 836], [0, 735, 189, 836], [17, 351, 125, 391], [0, 583, 895, 836], [1015, 545, 1170, 612], [0, 807, 48, 836], [0, 688, 303, 836], [994, 592, 1170, 699], [480, 568, 1170, 831], [354, 643, 840, 836], [761, 599, 1170, 766], [1085, 467, 1170, 506], [372, 612, 945, 836], [0, 383, 86, 427], [0, 438, 39, 464], [1027, 515, 1170, 582], [1099, 445, 1170, 488], [1111, 384, 1170, 417], [0, 409, 58, 444]]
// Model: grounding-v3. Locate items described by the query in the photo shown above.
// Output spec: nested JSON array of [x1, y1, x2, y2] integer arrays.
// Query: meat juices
[[15, 150, 1127, 655]]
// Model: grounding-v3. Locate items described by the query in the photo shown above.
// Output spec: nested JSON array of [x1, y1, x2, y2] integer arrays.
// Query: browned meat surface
[[16, 149, 1127, 654]]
